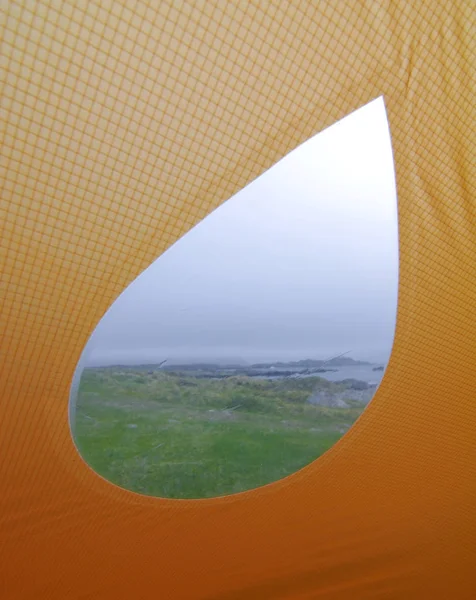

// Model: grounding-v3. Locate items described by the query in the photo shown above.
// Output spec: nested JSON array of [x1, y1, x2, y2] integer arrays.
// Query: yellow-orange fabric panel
[[1, 1, 475, 598]]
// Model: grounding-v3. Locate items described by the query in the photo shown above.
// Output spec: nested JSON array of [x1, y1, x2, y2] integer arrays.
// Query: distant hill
[[251, 357, 371, 369], [86, 356, 371, 372], [326, 357, 371, 366]]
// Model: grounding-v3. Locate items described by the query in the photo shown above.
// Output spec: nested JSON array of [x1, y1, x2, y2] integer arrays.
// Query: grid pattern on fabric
[[0, 2, 475, 599]]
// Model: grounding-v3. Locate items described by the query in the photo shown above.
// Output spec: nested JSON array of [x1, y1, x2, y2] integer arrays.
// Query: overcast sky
[[85, 96, 398, 366]]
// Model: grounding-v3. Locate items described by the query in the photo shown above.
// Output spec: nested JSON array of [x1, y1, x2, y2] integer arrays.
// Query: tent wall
[[0, 2, 475, 598]]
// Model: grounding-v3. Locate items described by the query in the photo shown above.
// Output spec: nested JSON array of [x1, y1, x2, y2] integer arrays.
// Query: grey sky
[[85, 97, 398, 366]]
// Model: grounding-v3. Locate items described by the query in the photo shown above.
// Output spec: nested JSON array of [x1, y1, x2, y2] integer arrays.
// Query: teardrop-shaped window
[[71, 97, 398, 499]]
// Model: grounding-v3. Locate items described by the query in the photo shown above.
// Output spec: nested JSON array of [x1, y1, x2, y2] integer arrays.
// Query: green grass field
[[73, 369, 366, 499]]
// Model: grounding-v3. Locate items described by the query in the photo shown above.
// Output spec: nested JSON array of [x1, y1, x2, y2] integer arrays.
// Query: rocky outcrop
[[337, 378, 370, 391], [307, 384, 377, 407]]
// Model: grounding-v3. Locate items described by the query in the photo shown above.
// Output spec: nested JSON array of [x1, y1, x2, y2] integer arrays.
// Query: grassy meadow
[[73, 368, 366, 499]]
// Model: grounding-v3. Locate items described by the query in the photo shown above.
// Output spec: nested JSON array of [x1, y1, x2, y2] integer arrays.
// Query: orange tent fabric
[[1, 2, 475, 598]]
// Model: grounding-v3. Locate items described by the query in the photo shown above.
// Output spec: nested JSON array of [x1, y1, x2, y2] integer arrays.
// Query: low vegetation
[[74, 368, 366, 499]]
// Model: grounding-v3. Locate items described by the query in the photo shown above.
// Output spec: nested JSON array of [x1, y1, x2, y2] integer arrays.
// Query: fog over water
[[84, 97, 399, 367]]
